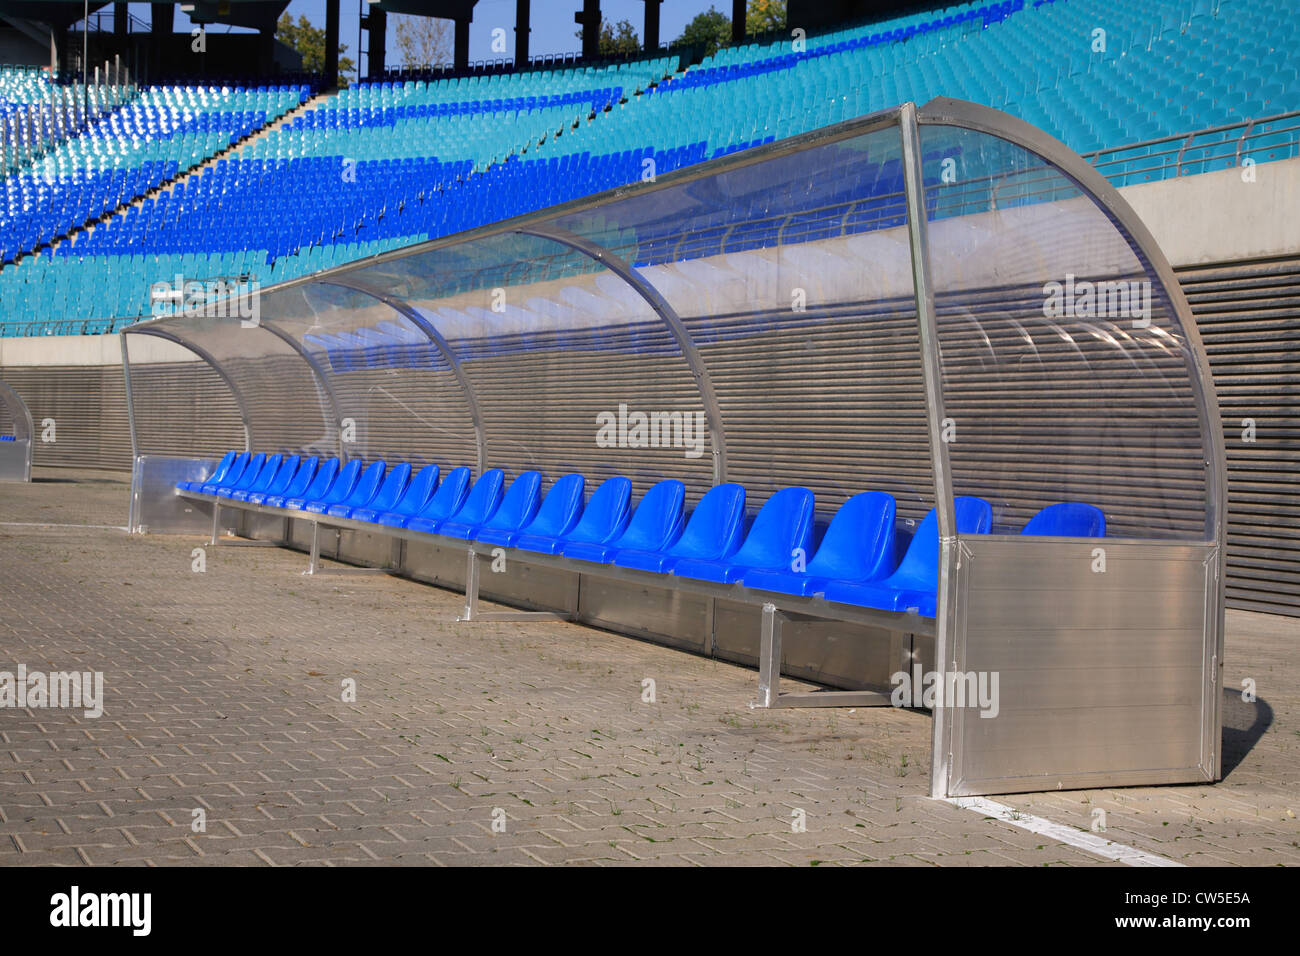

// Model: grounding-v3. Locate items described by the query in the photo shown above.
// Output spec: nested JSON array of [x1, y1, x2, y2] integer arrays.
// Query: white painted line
[[946, 796, 1183, 867]]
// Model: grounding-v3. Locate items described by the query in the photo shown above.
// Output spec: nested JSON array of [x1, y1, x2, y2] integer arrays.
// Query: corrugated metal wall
[[306, 343, 479, 469], [456, 317, 710, 499], [0, 365, 130, 469], [685, 302, 935, 520], [129, 360, 245, 458], [936, 282, 1208, 541], [1177, 254, 1300, 617], [216, 353, 339, 456]]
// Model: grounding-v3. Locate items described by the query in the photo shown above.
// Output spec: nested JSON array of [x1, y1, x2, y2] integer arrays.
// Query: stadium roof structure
[[0, 1, 712, 78], [122, 98, 1228, 798]]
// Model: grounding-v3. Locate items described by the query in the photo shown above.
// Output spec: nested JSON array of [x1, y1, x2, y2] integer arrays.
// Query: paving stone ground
[[0, 469, 1296, 866]]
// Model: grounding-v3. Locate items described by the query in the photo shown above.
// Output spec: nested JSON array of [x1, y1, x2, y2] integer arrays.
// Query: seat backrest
[[894, 495, 993, 583], [282, 456, 320, 496], [520, 473, 584, 536], [207, 450, 238, 484], [479, 470, 543, 530], [1021, 502, 1105, 537], [446, 468, 505, 524], [411, 465, 472, 519], [730, 486, 815, 568], [230, 452, 267, 489], [955, 496, 993, 535], [218, 451, 252, 487], [390, 463, 440, 514], [563, 475, 632, 543], [366, 462, 412, 511], [246, 453, 284, 492], [263, 455, 301, 495], [667, 483, 747, 559], [320, 458, 364, 503], [614, 479, 685, 552], [300, 457, 340, 499], [806, 490, 897, 581], [341, 459, 387, 506]]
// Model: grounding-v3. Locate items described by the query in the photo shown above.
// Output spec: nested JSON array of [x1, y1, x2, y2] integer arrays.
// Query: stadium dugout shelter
[[122, 99, 1227, 799], [0, 377, 33, 481]]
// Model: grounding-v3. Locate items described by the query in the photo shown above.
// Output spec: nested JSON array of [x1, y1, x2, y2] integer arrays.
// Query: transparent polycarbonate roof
[[126, 99, 1222, 541]]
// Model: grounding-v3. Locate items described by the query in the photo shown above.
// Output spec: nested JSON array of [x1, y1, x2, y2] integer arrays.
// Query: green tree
[[677, 6, 731, 58], [394, 14, 453, 69], [277, 13, 355, 86], [746, 0, 788, 36], [574, 17, 642, 56]]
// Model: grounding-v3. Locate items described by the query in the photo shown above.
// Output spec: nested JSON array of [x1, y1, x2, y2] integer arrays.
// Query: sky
[[149, 1, 728, 74]]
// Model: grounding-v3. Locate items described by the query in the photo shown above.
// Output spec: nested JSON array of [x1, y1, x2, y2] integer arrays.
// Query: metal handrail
[[1085, 109, 1300, 181]]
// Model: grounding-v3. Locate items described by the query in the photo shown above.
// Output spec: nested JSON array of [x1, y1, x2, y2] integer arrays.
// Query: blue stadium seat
[[515, 475, 631, 554], [282, 457, 341, 511], [672, 486, 816, 584], [246, 455, 304, 505], [1021, 501, 1105, 536], [493, 473, 584, 547], [561, 479, 685, 564], [264, 457, 321, 509], [327, 463, 408, 520], [302, 458, 367, 513], [469, 470, 551, 546], [199, 451, 250, 494], [215, 452, 266, 497], [179, 450, 236, 492], [613, 482, 746, 573], [227, 453, 284, 501], [356, 462, 437, 524], [409, 467, 504, 535], [326, 460, 397, 518], [822, 496, 993, 616], [742, 490, 897, 596]]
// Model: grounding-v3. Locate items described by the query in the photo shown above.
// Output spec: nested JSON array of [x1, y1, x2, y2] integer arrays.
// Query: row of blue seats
[[180, 450, 1106, 619], [289, 90, 621, 126]]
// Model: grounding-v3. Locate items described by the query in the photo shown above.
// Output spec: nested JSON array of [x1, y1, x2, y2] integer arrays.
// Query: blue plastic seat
[[179, 450, 236, 492], [516, 475, 631, 554], [356, 462, 436, 524], [613, 483, 746, 573], [561, 479, 685, 564], [672, 486, 815, 584], [822, 496, 993, 617], [264, 457, 321, 508], [228, 453, 284, 501], [1021, 502, 1105, 537], [325, 459, 393, 518], [462, 470, 546, 545], [742, 491, 897, 596], [302, 458, 365, 514], [246, 455, 304, 505], [282, 457, 341, 511], [408, 468, 503, 535], [199, 451, 250, 494], [215, 452, 266, 497], [477, 473, 583, 548]]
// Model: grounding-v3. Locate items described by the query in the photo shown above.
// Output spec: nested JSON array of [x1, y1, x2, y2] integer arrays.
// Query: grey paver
[[0, 468, 1296, 865]]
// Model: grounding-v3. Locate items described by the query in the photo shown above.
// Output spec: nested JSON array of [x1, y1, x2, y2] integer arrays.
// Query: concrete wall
[[0, 332, 197, 367], [1121, 157, 1300, 267]]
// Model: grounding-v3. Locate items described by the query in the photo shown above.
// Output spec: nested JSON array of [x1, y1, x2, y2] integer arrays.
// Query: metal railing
[[1085, 110, 1300, 184]]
